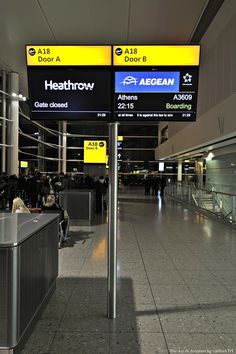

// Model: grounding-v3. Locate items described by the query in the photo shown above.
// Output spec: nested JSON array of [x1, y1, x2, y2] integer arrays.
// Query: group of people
[[0, 171, 51, 210], [11, 194, 62, 214], [1, 170, 168, 214], [144, 175, 166, 196], [0, 170, 108, 213]]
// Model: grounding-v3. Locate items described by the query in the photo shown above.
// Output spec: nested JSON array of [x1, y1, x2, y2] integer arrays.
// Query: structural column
[[108, 122, 118, 319], [58, 122, 62, 172], [1, 70, 7, 173], [7, 72, 19, 176], [177, 159, 182, 182], [62, 121, 67, 174], [195, 159, 203, 187], [38, 130, 45, 172]]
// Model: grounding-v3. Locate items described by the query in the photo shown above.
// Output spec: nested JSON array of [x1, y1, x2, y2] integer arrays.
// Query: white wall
[[156, 0, 236, 159], [206, 153, 236, 193], [156, 92, 236, 158]]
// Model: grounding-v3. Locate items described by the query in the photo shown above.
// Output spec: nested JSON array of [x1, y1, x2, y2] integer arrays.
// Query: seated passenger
[[41, 194, 61, 212], [12, 197, 30, 213], [42, 194, 69, 245], [42, 194, 69, 223]]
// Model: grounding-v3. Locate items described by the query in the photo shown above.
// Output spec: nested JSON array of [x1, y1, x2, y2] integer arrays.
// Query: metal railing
[[165, 181, 236, 225]]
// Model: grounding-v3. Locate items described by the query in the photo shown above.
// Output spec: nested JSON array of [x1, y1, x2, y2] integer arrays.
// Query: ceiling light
[[205, 152, 214, 161], [11, 92, 27, 101]]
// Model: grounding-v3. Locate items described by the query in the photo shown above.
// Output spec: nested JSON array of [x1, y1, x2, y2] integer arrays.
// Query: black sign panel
[[27, 67, 111, 121], [114, 67, 199, 122]]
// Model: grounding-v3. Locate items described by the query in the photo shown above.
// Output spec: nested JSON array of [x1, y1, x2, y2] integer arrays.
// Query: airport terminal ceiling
[[0, 0, 217, 97], [0, 0, 225, 171]]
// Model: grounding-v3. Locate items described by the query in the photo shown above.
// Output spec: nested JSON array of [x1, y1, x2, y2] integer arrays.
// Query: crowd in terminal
[[0, 170, 108, 213], [0, 169, 169, 216]]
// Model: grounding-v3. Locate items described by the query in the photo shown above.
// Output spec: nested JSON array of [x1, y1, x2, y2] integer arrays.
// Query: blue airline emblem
[[115, 72, 180, 93]]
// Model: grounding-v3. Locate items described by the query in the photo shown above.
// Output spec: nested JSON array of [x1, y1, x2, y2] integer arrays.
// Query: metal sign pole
[[107, 122, 118, 319], [1, 70, 7, 173]]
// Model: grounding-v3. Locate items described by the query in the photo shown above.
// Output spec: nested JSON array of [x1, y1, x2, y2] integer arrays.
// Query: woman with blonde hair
[[12, 197, 30, 213], [43, 194, 59, 209], [42, 195, 65, 215]]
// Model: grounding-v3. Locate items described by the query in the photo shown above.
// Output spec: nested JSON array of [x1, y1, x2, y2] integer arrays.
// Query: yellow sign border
[[113, 45, 200, 66], [26, 45, 112, 66], [26, 45, 200, 66]]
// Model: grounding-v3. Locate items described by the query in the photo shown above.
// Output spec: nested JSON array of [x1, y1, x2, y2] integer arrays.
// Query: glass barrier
[[165, 181, 236, 225]]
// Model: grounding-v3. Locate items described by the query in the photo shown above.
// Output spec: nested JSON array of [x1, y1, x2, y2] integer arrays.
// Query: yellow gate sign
[[20, 161, 28, 168], [26, 45, 112, 66], [113, 45, 200, 66], [84, 141, 107, 163]]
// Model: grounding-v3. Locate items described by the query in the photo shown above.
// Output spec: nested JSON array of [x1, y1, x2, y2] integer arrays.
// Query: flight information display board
[[26, 45, 112, 121], [26, 45, 200, 122], [27, 67, 111, 121], [114, 67, 199, 121], [113, 45, 200, 122]]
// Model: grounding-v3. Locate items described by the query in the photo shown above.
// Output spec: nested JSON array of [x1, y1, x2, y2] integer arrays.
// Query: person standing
[[160, 175, 166, 197], [6, 175, 18, 210], [144, 177, 151, 196], [26, 170, 38, 208], [152, 176, 160, 196], [95, 176, 106, 213]]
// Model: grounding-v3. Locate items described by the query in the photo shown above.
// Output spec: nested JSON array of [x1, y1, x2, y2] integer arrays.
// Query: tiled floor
[[21, 188, 236, 353]]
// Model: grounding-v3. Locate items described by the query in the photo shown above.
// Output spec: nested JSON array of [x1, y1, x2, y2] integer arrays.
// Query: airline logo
[[121, 76, 138, 85], [183, 73, 192, 85], [115, 72, 180, 93]]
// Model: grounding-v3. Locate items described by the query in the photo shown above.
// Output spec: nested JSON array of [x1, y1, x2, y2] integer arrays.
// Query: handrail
[[0, 116, 13, 122], [225, 210, 232, 218], [19, 110, 60, 137], [205, 182, 235, 194], [18, 149, 62, 161], [19, 130, 61, 149], [165, 181, 236, 225], [192, 193, 198, 206], [204, 189, 236, 198], [172, 182, 236, 198]]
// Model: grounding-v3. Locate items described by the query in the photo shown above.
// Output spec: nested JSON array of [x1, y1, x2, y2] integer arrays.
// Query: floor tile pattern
[[21, 188, 236, 353]]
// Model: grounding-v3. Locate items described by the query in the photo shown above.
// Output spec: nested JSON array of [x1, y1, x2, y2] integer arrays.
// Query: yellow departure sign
[[113, 45, 200, 66], [20, 161, 28, 168], [26, 46, 112, 66], [84, 141, 107, 163]]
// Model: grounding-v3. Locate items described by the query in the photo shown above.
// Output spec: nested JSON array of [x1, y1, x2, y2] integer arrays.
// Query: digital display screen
[[26, 45, 200, 123], [114, 67, 199, 121], [27, 67, 111, 121]]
